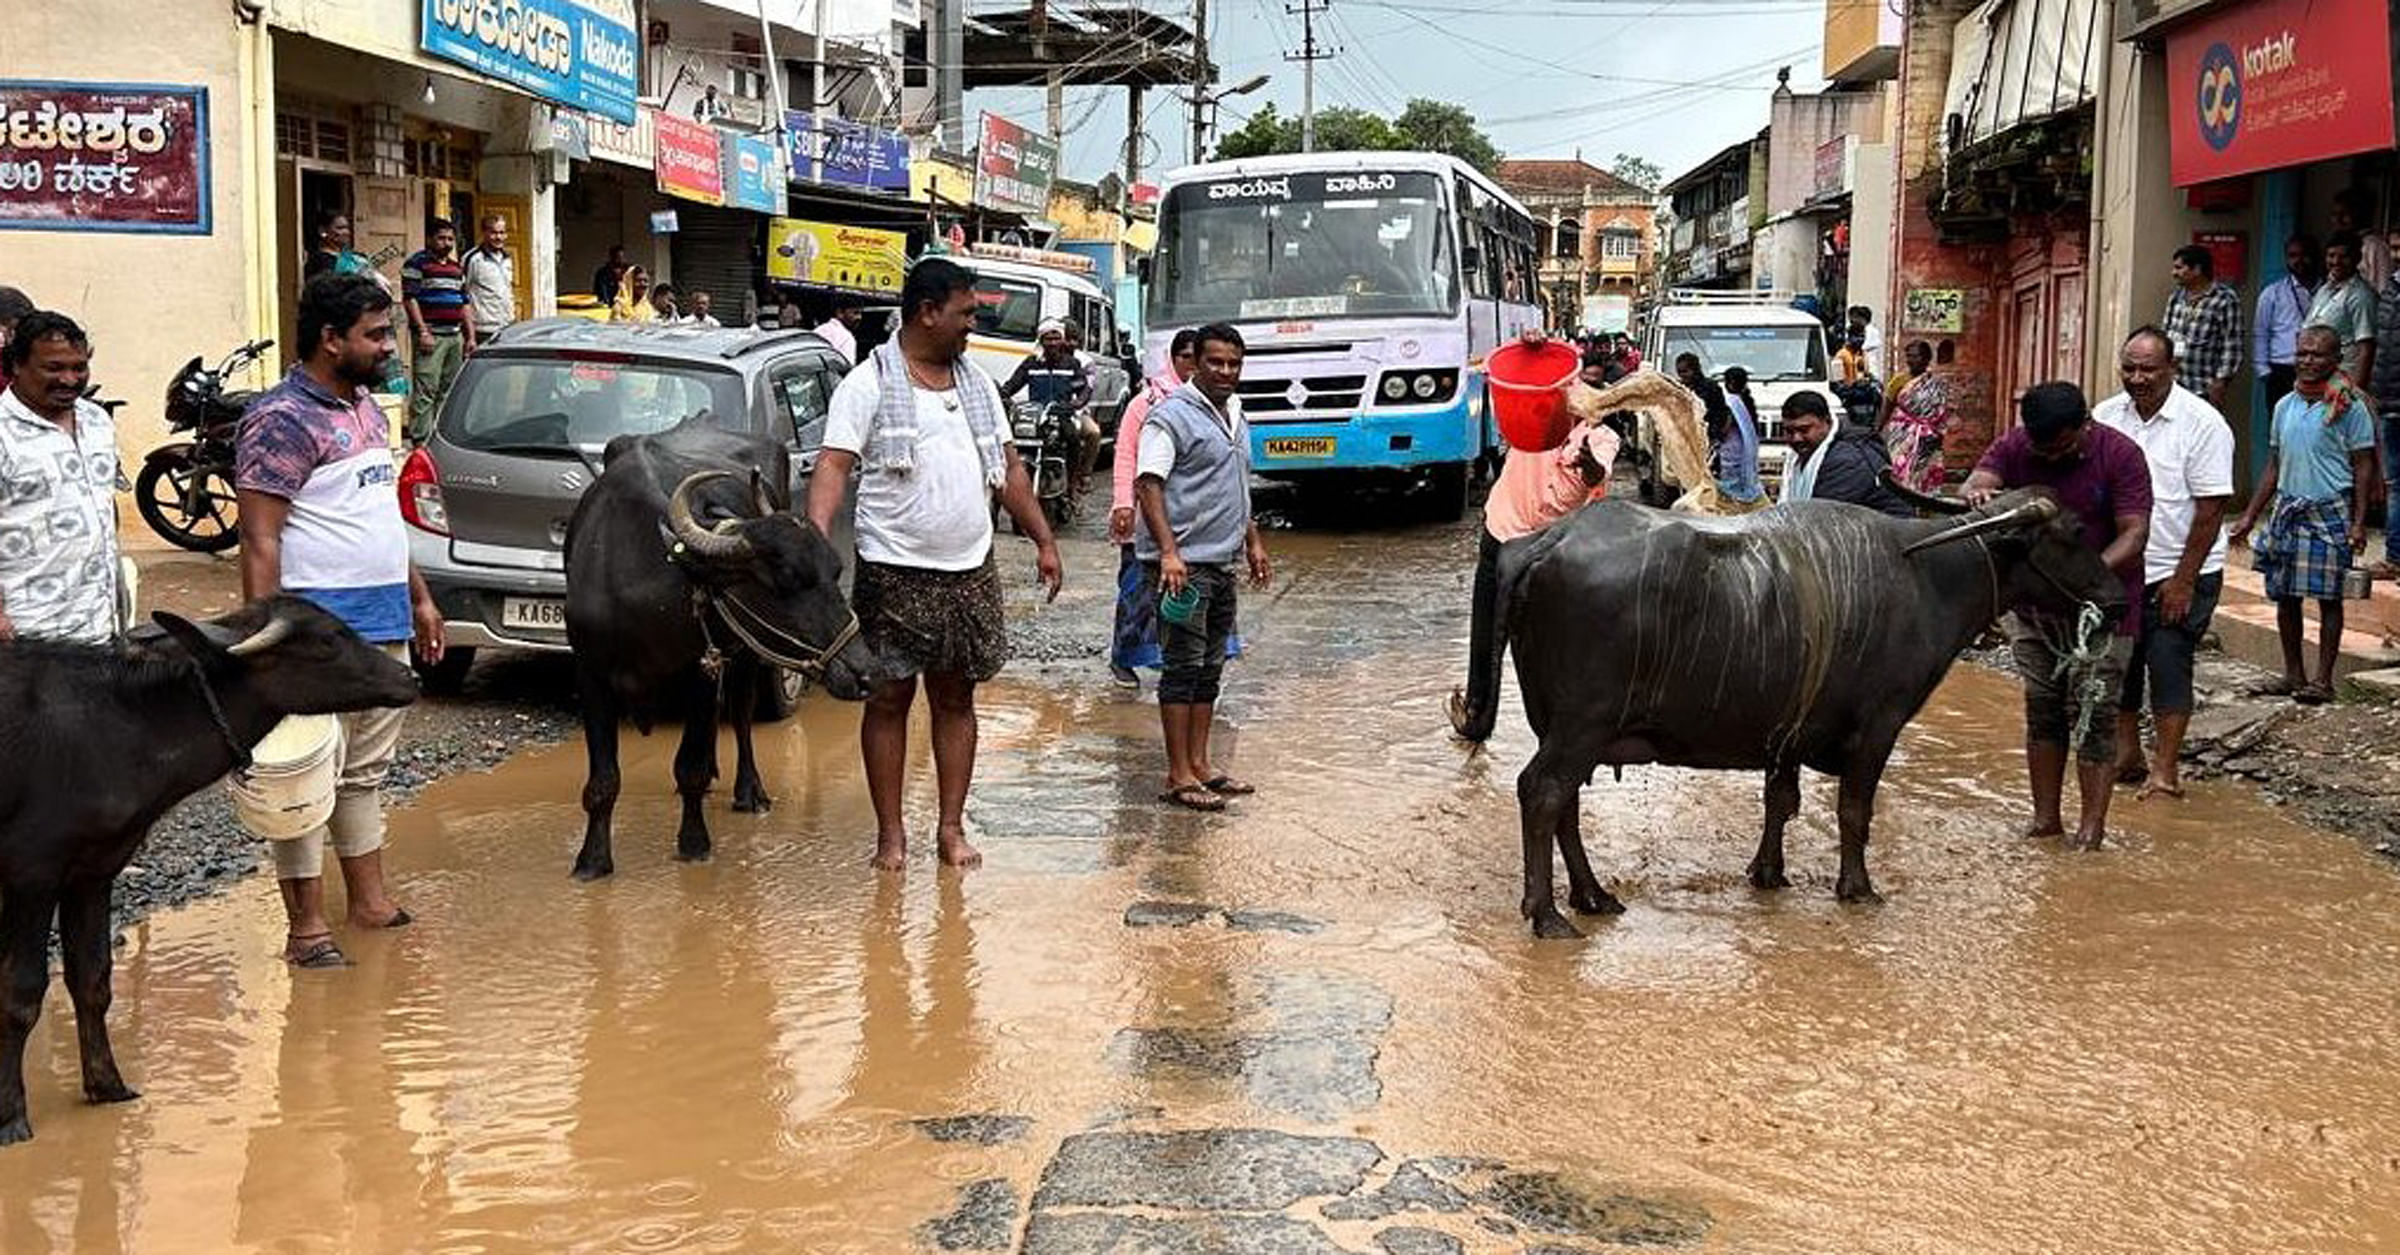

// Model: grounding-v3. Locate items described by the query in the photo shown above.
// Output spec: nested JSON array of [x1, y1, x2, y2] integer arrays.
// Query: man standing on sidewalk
[[2163, 245, 2243, 412], [237, 274, 446, 968], [809, 258, 1062, 871], [1136, 323, 1273, 812], [2230, 326, 2378, 706], [402, 219, 474, 443], [2373, 226, 2400, 583], [2255, 235, 2319, 413], [1964, 383, 2151, 851], [2095, 329, 2233, 800], [459, 214, 516, 339], [2307, 233, 2379, 388], [0, 311, 119, 644]]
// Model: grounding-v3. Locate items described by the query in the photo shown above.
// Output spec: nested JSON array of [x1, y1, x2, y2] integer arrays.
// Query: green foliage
[[1213, 99, 1499, 172], [1608, 152, 1664, 191]]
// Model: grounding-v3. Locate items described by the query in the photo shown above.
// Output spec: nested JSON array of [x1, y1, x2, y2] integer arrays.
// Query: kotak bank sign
[[2166, 0, 2393, 187]]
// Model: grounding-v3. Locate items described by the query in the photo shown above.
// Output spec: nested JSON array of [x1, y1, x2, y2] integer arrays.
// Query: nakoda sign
[[2166, 0, 2395, 186], [0, 82, 210, 234], [421, 0, 639, 125]]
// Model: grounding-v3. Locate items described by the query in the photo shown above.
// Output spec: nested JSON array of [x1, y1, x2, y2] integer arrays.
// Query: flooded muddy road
[[12, 511, 2400, 1253]]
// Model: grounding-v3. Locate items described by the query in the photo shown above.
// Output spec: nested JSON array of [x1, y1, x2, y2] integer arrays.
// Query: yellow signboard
[[765, 218, 908, 296]]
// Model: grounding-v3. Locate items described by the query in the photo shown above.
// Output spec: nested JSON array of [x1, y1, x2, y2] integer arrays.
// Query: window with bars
[[1601, 232, 1640, 261], [275, 103, 353, 165]]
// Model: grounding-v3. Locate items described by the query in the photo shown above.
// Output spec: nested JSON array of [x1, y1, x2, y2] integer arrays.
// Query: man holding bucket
[[1449, 332, 1618, 742], [237, 274, 444, 969]]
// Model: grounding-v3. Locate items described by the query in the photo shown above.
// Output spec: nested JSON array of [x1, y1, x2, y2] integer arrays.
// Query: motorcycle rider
[[999, 317, 1098, 497]]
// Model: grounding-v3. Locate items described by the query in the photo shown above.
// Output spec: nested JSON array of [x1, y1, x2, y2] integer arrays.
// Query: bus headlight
[[1412, 373, 1439, 399], [1382, 375, 1409, 401], [1374, 370, 1458, 406]]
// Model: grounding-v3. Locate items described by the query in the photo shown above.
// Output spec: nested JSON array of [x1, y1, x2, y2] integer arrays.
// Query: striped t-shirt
[[235, 368, 412, 642], [402, 249, 469, 332]]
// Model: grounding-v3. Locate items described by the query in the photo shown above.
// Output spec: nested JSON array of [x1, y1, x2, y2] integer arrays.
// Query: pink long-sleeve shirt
[[1112, 377, 1178, 514]]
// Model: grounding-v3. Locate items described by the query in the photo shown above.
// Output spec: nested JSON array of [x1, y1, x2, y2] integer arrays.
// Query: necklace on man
[[906, 360, 960, 411]]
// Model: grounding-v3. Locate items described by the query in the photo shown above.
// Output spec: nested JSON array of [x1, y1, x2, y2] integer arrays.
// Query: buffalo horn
[[668, 471, 754, 559], [225, 616, 292, 657], [749, 466, 778, 517], [1879, 471, 1972, 516], [1902, 497, 2060, 554]]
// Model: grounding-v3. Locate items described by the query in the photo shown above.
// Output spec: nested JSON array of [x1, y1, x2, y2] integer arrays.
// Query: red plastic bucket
[[1486, 339, 1581, 451]]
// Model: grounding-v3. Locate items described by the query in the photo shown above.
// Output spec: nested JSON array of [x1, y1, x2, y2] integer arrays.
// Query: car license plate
[[1263, 436, 1337, 459], [500, 597, 567, 630]]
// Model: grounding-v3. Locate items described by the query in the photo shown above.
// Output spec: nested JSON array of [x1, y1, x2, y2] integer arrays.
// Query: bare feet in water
[[937, 826, 983, 869], [871, 833, 908, 871]]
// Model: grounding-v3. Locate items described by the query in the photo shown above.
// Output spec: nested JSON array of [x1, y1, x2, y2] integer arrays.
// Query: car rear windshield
[[441, 357, 749, 453]]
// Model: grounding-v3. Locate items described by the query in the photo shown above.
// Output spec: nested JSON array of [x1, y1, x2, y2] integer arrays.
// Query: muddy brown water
[[11, 521, 2400, 1253]]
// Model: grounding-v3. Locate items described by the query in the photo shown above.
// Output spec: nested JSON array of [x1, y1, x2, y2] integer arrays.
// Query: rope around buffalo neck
[[2046, 600, 2111, 751], [184, 656, 254, 772]]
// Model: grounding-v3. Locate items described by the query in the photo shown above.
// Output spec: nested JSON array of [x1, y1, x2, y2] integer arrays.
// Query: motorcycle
[[137, 338, 273, 552], [1008, 397, 1081, 531]]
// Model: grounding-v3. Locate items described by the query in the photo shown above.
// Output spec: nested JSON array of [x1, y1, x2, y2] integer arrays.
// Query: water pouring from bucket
[[1486, 336, 1582, 452]]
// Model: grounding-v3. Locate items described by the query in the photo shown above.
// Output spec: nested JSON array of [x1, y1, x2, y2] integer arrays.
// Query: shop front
[[2093, 0, 2397, 485]]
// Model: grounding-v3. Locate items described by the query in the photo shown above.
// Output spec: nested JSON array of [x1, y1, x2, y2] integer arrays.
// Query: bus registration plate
[[1263, 437, 1336, 459]]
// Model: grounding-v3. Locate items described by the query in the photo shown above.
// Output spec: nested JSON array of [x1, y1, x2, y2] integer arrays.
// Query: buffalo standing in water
[[1486, 488, 2125, 938], [563, 415, 879, 879]]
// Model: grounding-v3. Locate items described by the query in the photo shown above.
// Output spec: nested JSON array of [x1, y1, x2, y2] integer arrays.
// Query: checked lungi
[[2253, 493, 2353, 601]]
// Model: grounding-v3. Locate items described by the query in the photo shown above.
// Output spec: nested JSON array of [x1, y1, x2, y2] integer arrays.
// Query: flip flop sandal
[[2295, 682, 2334, 706], [2249, 675, 2299, 698], [1160, 784, 1226, 812], [1202, 776, 1256, 796], [286, 935, 349, 969], [378, 908, 414, 929]]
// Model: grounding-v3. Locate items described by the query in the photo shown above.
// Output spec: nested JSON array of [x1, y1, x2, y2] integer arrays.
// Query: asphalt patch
[[917, 1178, 1020, 1251], [911, 1114, 1035, 1146], [1023, 1212, 1353, 1255], [1031, 1129, 1384, 1211], [1480, 1172, 1711, 1246]]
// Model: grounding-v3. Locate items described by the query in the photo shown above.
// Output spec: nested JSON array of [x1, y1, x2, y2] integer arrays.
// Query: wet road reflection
[[10, 518, 2400, 1252]]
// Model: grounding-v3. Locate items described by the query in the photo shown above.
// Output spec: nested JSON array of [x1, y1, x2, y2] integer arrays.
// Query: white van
[[952, 245, 1136, 434], [1638, 288, 1831, 500]]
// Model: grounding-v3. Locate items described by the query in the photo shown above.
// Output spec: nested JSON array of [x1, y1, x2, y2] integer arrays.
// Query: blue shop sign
[[786, 111, 910, 194], [420, 0, 639, 125], [725, 132, 783, 214]]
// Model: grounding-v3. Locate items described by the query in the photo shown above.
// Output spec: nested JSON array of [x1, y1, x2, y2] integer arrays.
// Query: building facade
[[1494, 159, 1660, 333]]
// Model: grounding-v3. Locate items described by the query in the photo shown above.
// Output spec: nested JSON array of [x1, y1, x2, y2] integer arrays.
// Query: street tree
[[1393, 100, 1501, 172], [1609, 152, 1664, 191], [1213, 101, 1496, 169]]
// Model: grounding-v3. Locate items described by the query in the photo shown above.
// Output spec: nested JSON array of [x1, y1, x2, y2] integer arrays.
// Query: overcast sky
[[966, 0, 1830, 187]]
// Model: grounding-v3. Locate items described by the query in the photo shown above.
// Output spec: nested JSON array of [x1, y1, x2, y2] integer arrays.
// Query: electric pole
[[1285, 0, 1334, 152], [1189, 0, 1208, 164]]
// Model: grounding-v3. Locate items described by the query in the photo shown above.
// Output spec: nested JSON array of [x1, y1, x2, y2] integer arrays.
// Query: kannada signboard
[[653, 110, 724, 206], [0, 81, 209, 234], [973, 112, 1057, 216], [420, 0, 640, 125], [723, 132, 783, 215], [765, 218, 907, 296], [1903, 286, 1964, 334], [2165, 0, 2395, 187], [585, 102, 654, 169], [786, 111, 911, 194]]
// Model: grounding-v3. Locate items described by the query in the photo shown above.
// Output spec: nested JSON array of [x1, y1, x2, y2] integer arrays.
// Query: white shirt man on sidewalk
[[0, 311, 119, 644], [2093, 327, 2234, 801]]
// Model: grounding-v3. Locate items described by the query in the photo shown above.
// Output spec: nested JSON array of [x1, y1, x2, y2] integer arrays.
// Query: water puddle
[[8, 522, 2400, 1252]]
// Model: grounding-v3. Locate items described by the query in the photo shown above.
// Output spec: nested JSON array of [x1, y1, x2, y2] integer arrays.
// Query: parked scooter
[[136, 339, 272, 552]]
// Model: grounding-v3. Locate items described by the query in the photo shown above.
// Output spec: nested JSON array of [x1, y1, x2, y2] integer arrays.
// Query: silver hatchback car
[[400, 319, 855, 715]]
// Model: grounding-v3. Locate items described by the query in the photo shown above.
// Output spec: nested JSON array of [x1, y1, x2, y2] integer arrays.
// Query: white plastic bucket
[[227, 714, 344, 841]]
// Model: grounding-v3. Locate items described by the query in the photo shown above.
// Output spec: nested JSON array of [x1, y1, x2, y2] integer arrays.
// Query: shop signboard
[[1903, 287, 1965, 333], [654, 111, 724, 206], [420, 0, 640, 125], [586, 102, 654, 169], [973, 112, 1057, 216], [548, 111, 591, 161], [765, 217, 908, 296], [0, 81, 209, 233], [723, 131, 784, 215], [2165, 0, 2395, 187], [786, 111, 911, 193]]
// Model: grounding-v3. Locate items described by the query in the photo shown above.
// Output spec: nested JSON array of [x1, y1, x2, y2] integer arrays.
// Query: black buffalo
[[564, 414, 876, 880], [1, 597, 419, 1145], [1488, 489, 2125, 938]]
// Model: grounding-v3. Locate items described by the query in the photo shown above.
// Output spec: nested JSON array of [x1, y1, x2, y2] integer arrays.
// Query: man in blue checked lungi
[[2230, 325, 2378, 706]]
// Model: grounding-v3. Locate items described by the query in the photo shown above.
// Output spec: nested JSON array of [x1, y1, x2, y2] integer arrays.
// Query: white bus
[[1143, 151, 1542, 518]]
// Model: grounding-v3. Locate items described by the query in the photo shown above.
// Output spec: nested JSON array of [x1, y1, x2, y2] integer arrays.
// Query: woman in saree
[[1881, 339, 1950, 492]]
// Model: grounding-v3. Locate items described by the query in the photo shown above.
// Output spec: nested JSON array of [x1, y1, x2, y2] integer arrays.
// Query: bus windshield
[[1149, 171, 1458, 324], [1660, 325, 1826, 383]]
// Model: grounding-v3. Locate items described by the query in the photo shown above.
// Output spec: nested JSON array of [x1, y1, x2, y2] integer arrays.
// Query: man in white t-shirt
[[2093, 326, 2234, 801], [0, 312, 119, 645], [238, 273, 445, 969], [808, 258, 1062, 871]]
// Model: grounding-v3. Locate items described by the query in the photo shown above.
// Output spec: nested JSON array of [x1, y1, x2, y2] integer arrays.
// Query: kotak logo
[[2196, 41, 2241, 152]]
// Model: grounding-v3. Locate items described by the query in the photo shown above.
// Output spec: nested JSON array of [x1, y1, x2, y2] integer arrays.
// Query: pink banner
[[653, 109, 724, 207]]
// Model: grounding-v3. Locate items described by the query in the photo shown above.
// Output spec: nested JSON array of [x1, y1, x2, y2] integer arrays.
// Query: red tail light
[[398, 446, 449, 535]]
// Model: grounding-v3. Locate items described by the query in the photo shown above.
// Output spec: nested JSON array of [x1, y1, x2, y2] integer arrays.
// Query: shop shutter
[[671, 205, 763, 323]]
